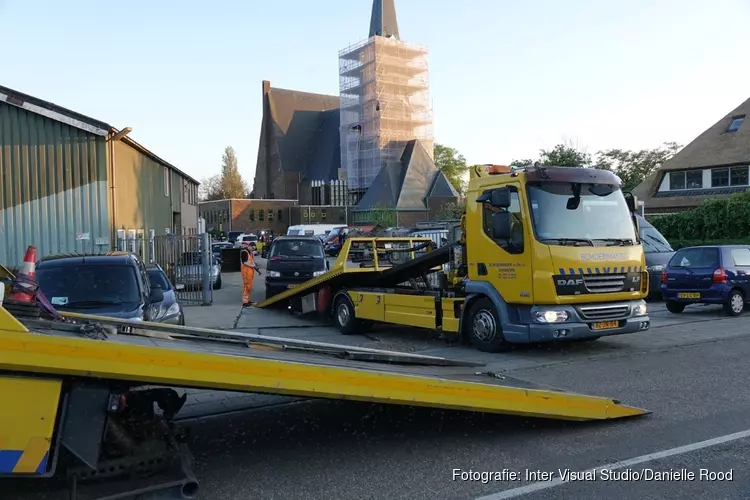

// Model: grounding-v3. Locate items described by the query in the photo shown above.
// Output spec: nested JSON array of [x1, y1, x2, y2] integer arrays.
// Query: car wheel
[[334, 294, 359, 335], [467, 298, 510, 353], [723, 289, 744, 316], [214, 276, 222, 290], [666, 301, 685, 314]]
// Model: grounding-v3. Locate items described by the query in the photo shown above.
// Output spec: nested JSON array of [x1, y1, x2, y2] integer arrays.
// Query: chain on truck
[[258, 164, 651, 352]]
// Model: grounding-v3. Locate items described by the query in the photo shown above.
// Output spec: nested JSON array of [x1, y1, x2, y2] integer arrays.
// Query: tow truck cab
[[460, 165, 650, 351]]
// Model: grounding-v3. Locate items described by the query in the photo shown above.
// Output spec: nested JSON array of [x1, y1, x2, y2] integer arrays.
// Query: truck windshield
[[527, 182, 637, 245]]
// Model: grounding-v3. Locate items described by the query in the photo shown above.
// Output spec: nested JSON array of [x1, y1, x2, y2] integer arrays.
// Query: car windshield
[[37, 264, 141, 306], [640, 225, 673, 253], [147, 268, 172, 291], [228, 231, 243, 241], [527, 182, 637, 245], [669, 248, 719, 268], [270, 239, 325, 259]]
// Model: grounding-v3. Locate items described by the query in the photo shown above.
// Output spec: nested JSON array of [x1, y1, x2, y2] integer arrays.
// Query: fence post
[[200, 232, 211, 306], [149, 229, 155, 263]]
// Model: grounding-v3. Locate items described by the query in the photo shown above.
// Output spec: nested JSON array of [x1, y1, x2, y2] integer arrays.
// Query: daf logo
[[294, 272, 299, 277], [558, 279, 583, 286]]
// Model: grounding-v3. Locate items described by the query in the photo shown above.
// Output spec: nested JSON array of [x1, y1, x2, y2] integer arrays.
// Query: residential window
[[249, 210, 255, 222], [732, 166, 749, 186], [711, 168, 729, 187], [259, 210, 265, 222], [268, 209, 273, 222], [727, 115, 745, 133], [278, 209, 283, 222], [163, 166, 170, 197], [712, 166, 749, 187], [181, 179, 186, 202], [669, 170, 703, 190]]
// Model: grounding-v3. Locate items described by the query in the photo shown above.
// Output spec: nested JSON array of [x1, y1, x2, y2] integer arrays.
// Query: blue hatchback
[[660, 245, 750, 316]]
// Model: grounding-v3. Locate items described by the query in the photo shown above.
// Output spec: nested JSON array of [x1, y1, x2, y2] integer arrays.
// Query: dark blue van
[[660, 245, 750, 316]]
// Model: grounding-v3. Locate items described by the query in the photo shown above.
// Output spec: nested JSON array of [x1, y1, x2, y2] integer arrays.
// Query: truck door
[[477, 184, 534, 304]]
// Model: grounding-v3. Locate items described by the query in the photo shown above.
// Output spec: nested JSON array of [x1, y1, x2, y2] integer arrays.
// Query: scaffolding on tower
[[339, 35, 433, 204]]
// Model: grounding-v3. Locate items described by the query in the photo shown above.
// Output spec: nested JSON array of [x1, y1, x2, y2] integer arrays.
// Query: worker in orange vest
[[241, 248, 259, 306]]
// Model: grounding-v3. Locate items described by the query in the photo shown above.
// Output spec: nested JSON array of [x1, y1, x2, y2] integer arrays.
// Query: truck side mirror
[[490, 188, 511, 208], [491, 212, 512, 240], [624, 192, 638, 213]]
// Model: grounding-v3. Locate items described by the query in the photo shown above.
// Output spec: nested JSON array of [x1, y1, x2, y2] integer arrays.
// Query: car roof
[[38, 252, 139, 266], [273, 235, 323, 242]]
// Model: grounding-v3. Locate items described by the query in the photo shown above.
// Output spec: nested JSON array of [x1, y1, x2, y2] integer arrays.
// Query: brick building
[[199, 199, 297, 236]]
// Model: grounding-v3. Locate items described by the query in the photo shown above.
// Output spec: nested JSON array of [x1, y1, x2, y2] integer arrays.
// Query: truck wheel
[[665, 301, 685, 314], [334, 295, 359, 335], [467, 298, 510, 353]]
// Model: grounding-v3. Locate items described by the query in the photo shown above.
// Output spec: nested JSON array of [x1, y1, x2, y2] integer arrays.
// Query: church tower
[[338, 0, 433, 204]]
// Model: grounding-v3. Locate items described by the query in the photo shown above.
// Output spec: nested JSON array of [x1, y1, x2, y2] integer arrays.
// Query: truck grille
[[582, 273, 627, 293], [577, 303, 630, 320]]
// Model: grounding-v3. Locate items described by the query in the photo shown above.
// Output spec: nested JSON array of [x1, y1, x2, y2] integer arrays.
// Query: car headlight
[[647, 265, 665, 272], [533, 310, 569, 323], [633, 302, 647, 316], [313, 270, 326, 277], [164, 303, 181, 317], [267, 270, 281, 277]]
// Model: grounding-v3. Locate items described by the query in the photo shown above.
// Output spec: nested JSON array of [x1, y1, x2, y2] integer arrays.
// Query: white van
[[286, 224, 345, 238]]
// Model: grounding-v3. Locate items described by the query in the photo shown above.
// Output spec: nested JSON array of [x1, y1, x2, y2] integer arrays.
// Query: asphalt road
[[7, 288, 750, 499]]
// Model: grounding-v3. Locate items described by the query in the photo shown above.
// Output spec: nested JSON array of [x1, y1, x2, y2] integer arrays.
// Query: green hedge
[[649, 191, 750, 242]]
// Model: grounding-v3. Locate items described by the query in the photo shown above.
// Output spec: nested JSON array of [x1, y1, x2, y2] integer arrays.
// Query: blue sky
[[2, 0, 749, 186]]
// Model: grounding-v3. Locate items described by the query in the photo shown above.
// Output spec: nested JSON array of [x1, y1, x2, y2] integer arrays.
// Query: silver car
[[173, 252, 222, 290]]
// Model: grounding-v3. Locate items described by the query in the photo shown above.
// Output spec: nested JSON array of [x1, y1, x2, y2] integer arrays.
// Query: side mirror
[[492, 212, 512, 240], [150, 285, 164, 303], [490, 188, 512, 208], [624, 192, 638, 213]]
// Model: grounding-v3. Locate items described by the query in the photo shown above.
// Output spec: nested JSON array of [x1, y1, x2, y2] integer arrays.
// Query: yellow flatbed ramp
[[0, 307, 647, 421]]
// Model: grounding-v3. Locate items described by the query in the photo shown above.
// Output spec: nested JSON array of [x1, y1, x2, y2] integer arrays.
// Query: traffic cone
[[4, 245, 40, 319], [7, 246, 37, 303]]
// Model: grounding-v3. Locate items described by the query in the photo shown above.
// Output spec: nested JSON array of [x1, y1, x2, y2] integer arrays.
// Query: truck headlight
[[633, 302, 647, 316], [647, 265, 664, 272], [533, 310, 569, 323], [313, 270, 326, 277], [267, 270, 281, 278]]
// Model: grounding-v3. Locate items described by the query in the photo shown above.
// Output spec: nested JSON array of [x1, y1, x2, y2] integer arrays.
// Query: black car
[[637, 215, 675, 298], [146, 264, 185, 325], [35, 252, 164, 327], [264, 236, 329, 299]]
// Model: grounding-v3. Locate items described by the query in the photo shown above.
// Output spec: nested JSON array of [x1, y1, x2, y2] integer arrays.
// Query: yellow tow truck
[[257, 165, 651, 352]]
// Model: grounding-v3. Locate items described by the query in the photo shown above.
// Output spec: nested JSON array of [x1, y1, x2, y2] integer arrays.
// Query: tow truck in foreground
[[257, 165, 651, 352], [0, 298, 648, 499]]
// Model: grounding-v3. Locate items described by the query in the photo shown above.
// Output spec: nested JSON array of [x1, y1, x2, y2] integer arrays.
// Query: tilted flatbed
[[0, 303, 648, 499]]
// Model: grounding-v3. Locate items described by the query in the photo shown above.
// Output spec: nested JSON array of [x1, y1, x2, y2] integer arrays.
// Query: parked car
[[173, 252, 222, 290], [35, 252, 164, 329], [636, 215, 675, 298], [227, 231, 244, 246], [265, 236, 329, 299], [239, 234, 259, 252], [146, 264, 185, 325], [661, 245, 750, 316]]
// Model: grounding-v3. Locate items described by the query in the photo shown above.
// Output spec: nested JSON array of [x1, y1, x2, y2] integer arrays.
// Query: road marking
[[475, 428, 750, 500]]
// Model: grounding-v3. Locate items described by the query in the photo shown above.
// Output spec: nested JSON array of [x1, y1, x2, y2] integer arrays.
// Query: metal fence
[[116, 230, 213, 306], [407, 228, 451, 289]]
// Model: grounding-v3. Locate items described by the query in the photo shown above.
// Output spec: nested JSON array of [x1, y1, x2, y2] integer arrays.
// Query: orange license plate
[[592, 320, 619, 330]]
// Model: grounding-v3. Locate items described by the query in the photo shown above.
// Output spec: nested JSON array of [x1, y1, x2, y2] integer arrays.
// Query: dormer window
[[727, 115, 745, 133]]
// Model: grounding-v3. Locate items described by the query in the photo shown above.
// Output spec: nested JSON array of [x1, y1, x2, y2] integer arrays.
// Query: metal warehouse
[[0, 84, 199, 267]]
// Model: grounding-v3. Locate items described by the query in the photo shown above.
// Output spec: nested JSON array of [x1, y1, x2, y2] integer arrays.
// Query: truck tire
[[467, 298, 510, 353], [334, 294, 359, 335]]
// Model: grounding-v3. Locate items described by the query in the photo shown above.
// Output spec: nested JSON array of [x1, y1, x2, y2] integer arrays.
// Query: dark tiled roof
[[267, 87, 341, 181], [357, 139, 449, 211], [369, 0, 400, 40], [428, 170, 460, 198]]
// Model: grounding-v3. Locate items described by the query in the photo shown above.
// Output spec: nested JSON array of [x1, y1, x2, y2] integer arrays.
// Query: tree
[[435, 201, 465, 220], [220, 146, 248, 199], [198, 174, 222, 201], [511, 140, 592, 168], [596, 142, 682, 191], [434, 143, 469, 195]]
